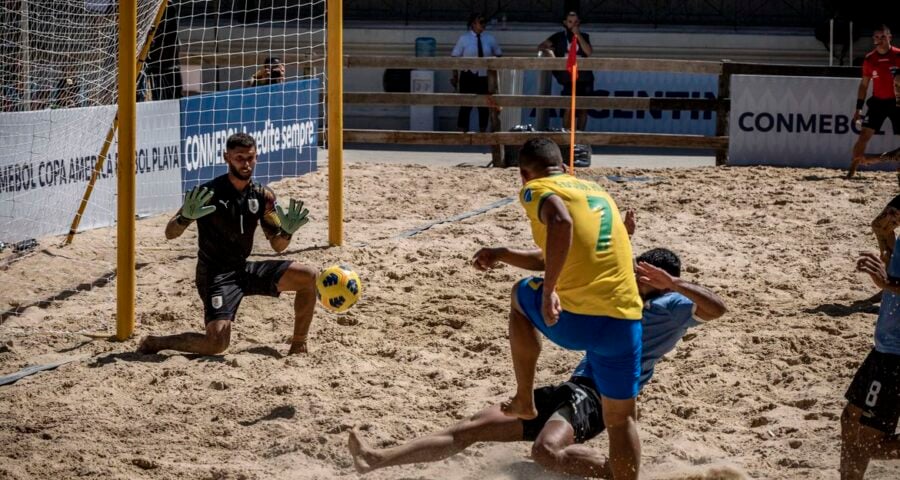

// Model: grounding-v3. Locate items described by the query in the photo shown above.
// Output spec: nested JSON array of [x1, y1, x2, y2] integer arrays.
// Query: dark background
[[176, 0, 897, 30]]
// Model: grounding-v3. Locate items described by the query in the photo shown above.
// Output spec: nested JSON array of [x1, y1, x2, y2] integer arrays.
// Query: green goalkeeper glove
[[181, 186, 216, 220], [275, 198, 309, 235]]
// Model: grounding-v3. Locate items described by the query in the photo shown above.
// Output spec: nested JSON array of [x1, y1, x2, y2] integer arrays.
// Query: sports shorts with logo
[[515, 276, 642, 400], [846, 348, 900, 433], [195, 260, 292, 324], [523, 378, 606, 443]]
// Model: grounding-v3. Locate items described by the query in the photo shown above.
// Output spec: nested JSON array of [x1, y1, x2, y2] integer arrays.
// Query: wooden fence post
[[488, 69, 505, 167], [715, 61, 732, 166]]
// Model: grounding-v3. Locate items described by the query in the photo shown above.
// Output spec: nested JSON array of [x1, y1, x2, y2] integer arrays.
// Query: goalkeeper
[[138, 133, 317, 356]]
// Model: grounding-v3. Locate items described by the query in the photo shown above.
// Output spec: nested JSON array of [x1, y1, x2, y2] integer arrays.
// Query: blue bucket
[[415, 37, 436, 57]]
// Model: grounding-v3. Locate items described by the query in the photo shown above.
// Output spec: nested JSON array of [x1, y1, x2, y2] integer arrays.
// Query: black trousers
[[457, 71, 490, 132]]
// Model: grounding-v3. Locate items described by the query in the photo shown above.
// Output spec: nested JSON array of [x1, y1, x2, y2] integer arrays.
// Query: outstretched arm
[[165, 209, 191, 240], [473, 247, 545, 271], [636, 262, 727, 321], [872, 201, 900, 263], [853, 77, 871, 124], [263, 197, 309, 253], [670, 278, 727, 321], [858, 252, 900, 295], [165, 186, 216, 240]]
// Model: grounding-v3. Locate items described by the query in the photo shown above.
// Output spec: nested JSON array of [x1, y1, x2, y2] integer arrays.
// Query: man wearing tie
[[451, 13, 503, 132]]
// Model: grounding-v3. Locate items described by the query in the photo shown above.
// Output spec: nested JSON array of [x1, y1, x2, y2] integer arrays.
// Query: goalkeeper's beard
[[229, 163, 253, 181]]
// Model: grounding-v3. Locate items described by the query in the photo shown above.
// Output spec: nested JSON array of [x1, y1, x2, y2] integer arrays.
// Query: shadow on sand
[[239, 405, 296, 427], [803, 296, 880, 317]]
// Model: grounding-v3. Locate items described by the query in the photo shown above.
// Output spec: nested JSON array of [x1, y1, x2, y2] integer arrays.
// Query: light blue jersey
[[876, 239, 900, 355], [572, 292, 699, 390]]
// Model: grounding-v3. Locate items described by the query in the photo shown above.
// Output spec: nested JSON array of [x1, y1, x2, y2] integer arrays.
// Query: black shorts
[[522, 379, 605, 443], [561, 81, 594, 98], [195, 260, 292, 323], [863, 97, 900, 134], [845, 348, 900, 434], [887, 194, 900, 211]]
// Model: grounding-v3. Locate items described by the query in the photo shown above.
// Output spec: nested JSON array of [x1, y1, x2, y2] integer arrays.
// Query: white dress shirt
[[451, 30, 502, 76]]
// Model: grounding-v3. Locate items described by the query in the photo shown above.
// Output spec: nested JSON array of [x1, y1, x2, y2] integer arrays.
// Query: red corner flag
[[566, 39, 579, 80], [566, 39, 578, 173]]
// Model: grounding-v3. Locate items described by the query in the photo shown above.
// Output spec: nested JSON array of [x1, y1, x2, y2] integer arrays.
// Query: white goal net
[[0, 0, 326, 337]]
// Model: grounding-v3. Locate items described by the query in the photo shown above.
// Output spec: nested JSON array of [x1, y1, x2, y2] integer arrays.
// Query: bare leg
[[137, 320, 231, 355], [348, 404, 522, 473], [872, 434, 900, 460], [503, 287, 540, 420], [576, 109, 588, 131], [562, 109, 573, 130], [602, 396, 640, 480], [532, 419, 612, 478], [848, 128, 875, 178], [275, 262, 317, 355], [841, 403, 885, 479]]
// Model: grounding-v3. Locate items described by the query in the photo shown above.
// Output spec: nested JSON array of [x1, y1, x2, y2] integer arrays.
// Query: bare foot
[[348, 427, 380, 474], [500, 394, 538, 420], [847, 157, 862, 179], [136, 336, 161, 354], [287, 341, 308, 355]]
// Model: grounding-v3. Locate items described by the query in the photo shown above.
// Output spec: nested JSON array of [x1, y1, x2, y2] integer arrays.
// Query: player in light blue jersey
[[841, 246, 900, 480], [348, 246, 726, 478], [571, 247, 727, 392]]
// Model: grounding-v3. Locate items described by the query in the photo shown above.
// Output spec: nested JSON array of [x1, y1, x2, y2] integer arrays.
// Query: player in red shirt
[[848, 25, 900, 179]]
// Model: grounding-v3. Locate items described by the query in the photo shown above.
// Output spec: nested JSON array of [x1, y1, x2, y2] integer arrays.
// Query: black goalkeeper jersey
[[191, 174, 282, 272]]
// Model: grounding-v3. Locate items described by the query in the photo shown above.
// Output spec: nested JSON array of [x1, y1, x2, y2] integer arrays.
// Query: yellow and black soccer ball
[[316, 264, 361, 313]]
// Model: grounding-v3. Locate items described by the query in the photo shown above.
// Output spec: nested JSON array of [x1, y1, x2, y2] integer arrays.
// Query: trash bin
[[410, 70, 434, 130], [383, 69, 411, 92], [415, 37, 436, 57], [412, 37, 436, 131]]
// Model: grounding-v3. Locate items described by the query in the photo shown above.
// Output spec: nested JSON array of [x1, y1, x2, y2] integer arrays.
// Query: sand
[[1, 161, 899, 479]]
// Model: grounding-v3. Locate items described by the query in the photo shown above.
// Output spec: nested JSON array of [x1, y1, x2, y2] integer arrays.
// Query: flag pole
[[569, 65, 577, 174]]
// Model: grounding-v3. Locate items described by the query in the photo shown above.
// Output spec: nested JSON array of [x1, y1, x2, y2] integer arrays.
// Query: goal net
[[0, 0, 326, 338]]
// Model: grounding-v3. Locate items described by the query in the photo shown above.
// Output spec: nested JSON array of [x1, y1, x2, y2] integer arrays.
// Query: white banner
[[0, 100, 182, 244], [729, 75, 900, 169]]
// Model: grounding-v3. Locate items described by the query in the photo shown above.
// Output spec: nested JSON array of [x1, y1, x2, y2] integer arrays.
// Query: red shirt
[[862, 46, 900, 99]]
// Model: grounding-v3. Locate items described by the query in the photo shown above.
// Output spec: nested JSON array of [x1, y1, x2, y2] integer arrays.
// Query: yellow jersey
[[520, 173, 642, 320]]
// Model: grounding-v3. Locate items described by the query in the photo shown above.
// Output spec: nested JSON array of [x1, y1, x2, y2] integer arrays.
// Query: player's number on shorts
[[586, 196, 613, 252], [866, 381, 882, 407]]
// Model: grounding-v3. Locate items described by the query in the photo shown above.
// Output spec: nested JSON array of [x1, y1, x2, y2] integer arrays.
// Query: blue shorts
[[515, 276, 641, 400]]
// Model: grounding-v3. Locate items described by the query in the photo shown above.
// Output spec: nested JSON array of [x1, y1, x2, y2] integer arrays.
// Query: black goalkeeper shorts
[[195, 260, 292, 323]]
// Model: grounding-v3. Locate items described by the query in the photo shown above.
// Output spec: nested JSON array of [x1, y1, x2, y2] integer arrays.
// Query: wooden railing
[[341, 55, 858, 166]]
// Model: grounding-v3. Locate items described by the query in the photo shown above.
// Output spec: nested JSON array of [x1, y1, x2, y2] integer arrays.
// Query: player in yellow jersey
[[473, 138, 643, 479]]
